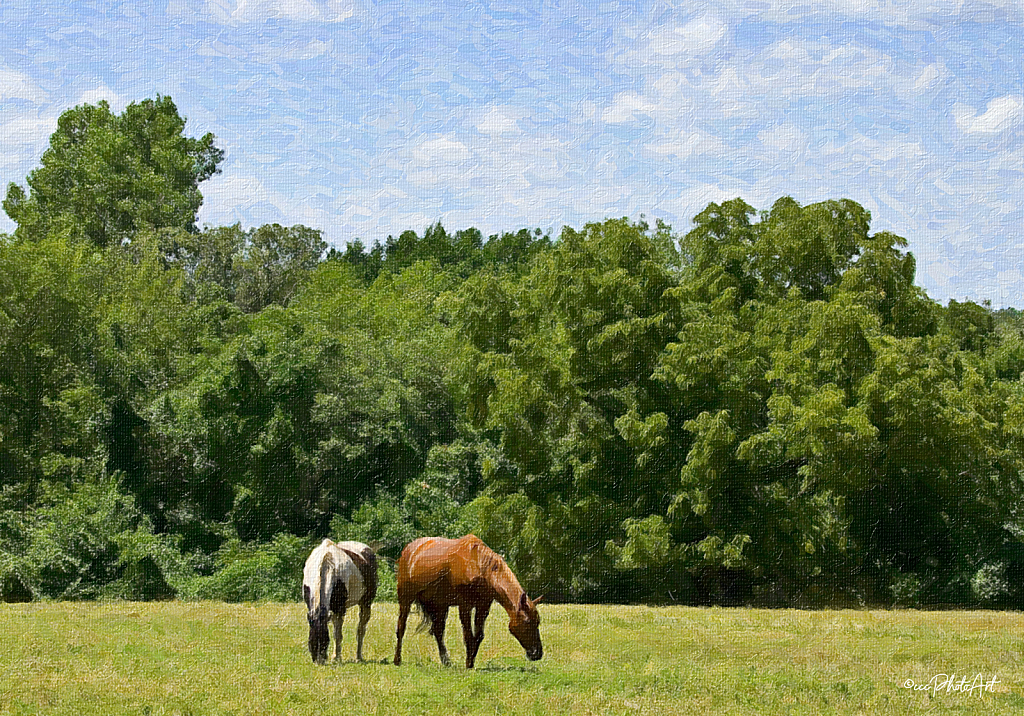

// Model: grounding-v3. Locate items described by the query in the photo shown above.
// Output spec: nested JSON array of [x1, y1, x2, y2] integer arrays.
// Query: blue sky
[[2, 1, 1024, 306]]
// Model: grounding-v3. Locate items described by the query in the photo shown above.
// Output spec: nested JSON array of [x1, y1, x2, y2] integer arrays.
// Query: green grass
[[0, 602, 1021, 715]]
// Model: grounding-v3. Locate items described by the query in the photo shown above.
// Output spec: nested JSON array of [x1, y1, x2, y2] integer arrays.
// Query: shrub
[[375, 560, 398, 602], [16, 477, 184, 601], [888, 572, 923, 608], [0, 552, 32, 603], [0, 500, 32, 602], [330, 492, 415, 561], [971, 562, 1012, 605], [113, 555, 176, 601], [184, 533, 309, 602], [330, 481, 467, 562]]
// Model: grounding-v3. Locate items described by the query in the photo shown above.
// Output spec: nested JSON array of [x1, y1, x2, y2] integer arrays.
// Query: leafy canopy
[[4, 96, 222, 247]]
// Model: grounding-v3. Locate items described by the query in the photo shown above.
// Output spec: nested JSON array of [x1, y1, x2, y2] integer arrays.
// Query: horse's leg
[[459, 604, 475, 669], [328, 578, 348, 663], [458, 602, 488, 668], [355, 602, 372, 662], [331, 607, 346, 662], [431, 605, 451, 666], [467, 602, 491, 669], [394, 598, 411, 665]]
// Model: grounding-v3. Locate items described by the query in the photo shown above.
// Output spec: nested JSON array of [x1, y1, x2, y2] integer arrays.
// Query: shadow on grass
[[476, 662, 540, 674], [320, 657, 393, 667]]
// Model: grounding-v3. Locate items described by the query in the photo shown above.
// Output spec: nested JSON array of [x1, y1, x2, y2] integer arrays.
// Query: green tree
[[657, 197, 1020, 605], [174, 224, 248, 304], [234, 224, 327, 313], [4, 96, 222, 247], [0, 233, 106, 501], [336, 224, 552, 282], [454, 218, 683, 600], [148, 259, 463, 542]]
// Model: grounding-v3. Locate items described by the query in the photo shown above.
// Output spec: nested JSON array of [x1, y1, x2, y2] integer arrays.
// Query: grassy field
[[0, 601, 1021, 715]]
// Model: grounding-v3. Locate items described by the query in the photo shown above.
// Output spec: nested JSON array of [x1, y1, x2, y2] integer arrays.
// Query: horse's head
[[307, 609, 330, 664], [508, 592, 543, 661]]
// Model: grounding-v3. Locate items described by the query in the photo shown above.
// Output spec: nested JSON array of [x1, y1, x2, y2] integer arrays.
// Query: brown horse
[[393, 535, 543, 668]]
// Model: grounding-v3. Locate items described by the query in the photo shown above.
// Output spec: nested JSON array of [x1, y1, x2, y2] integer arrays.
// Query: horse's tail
[[412, 596, 434, 634], [302, 541, 332, 618], [361, 549, 379, 604]]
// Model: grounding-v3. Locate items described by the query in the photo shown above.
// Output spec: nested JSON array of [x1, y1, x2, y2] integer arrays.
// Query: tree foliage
[[2, 97, 1023, 607], [4, 96, 222, 247]]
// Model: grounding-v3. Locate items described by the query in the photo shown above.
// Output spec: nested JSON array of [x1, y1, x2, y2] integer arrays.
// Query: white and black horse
[[302, 539, 378, 664]]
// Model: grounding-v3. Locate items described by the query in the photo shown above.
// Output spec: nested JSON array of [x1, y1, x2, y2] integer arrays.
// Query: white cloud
[[364, 124, 591, 238], [606, 31, 910, 144], [758, 123, 809, 154], [610, 14, 729, 77], [199, 171, 275, 218], [404, 137, 477, 189], [913, 63, 942, 92], [0, 110, 59, 184], [753, 38, 896, 98], [0, 68, 44, 103], [602, 92, 659, 124], [198, 163, 342, 233], [476, 107, 521, 136], [234, 0, 354, 22], [644, 16, 728, 60], [646, 129, 726, 160], [700, 0, 1024, 26], [0, 114, 57, 150], [411, 137, 472, 166], [76, 86, 129, 113], [195, 0, 355, 24], [957, 95, 1024, 134]]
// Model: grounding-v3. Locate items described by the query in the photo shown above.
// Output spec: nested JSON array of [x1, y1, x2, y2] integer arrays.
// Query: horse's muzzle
[[308, 612, 330, 664], [527, 646, 543, 661]]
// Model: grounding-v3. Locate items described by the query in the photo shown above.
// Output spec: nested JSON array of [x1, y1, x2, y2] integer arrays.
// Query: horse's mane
[[476, 542, 507, 574], [472, 538, 524, 599]]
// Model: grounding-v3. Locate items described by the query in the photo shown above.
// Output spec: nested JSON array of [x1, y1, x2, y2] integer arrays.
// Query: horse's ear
[[532, 595, 544, 606], [519, 592, 530, 611]]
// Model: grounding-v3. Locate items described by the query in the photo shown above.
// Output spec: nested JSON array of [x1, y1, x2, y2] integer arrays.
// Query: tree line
[[2, 96, 1023, 607]]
